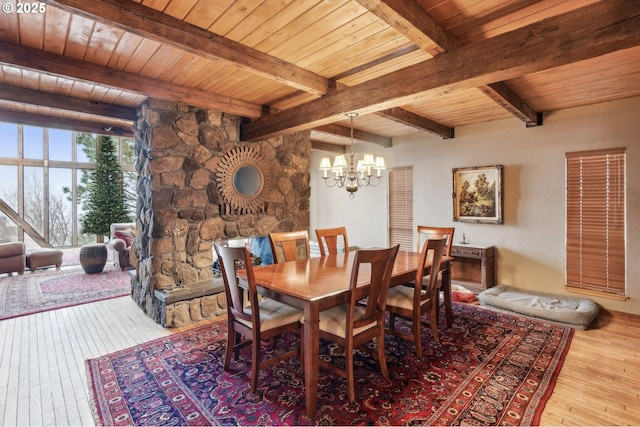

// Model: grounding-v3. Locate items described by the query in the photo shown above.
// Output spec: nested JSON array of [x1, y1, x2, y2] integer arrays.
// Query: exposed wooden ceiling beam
[[378, 108, 454, 139], [479, 82, 543, 127], [0, 84, 137, 121], [357, 0, 542, 127], [0, 40, 262, 118], [336, 65, 453, 139], [270, 49, 453, 139], [241, 0, 640, 141], [0, 109, 133, 137], [355, 0, 457, 57], [43, 0, 330, 96], [310, 141, 346, 154], [314, 124, 392, 148], [48, 0, 453, 139]]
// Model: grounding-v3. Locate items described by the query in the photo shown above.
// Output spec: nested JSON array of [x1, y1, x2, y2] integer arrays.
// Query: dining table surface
[[236, 249, 453, 417]]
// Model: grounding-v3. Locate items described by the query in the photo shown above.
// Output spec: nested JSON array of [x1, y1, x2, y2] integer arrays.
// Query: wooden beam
[[0, 109, 133, 137], [335, 58, 453, 139], [44, 0, 330, 96], [242, 0, 640, 141], [0, 84, 137, 121], [378, 108, 454, 139], [355, 0, 459, 56], [479, 82, 543, 127], [271, 47, 453, 139], [0, 198, 50, 248], [313, 124, 392, 148], [0, 40, 262, 118], [310, 141, 346, 154], [359, 0, 541, 127]]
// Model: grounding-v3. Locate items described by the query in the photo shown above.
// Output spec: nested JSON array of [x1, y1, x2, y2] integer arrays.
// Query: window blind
[[388, 166, 413, 251], [565, 148, 625, 297]]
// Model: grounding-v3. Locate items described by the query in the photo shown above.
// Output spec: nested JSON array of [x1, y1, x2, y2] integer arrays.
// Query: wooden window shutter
[[565, 148, 626, 297], [388, 166, 413, 251]]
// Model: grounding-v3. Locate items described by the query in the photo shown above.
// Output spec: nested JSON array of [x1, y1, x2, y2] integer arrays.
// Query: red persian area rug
[[0, 266, 131, 320], [87, 302, 573, 426]]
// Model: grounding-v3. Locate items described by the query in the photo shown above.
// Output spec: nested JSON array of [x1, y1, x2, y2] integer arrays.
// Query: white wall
[[311, 96, 640, 315]]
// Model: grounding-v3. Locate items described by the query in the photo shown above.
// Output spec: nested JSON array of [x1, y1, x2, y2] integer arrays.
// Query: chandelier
[[319, 112, 386, 198]]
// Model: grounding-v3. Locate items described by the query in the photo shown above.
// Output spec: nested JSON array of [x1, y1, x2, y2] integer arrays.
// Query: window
[[0, 124, 135, 248], [566, 148, 625, 298], [388, 166, 413, 251]]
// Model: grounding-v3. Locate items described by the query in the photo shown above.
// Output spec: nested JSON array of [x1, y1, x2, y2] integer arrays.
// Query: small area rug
[[0, 266, 131, 320], [87, 302, 573, 426]]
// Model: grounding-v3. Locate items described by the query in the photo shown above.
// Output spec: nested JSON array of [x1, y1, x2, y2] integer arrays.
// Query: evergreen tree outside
[[81, 135, 132, 242]]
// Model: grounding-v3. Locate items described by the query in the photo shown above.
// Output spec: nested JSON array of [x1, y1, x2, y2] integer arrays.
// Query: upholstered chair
[[315, 226, 349, 256], [309, 245, 399, 402], [268, 230, 311, 263], [386, 237, 446, 358], [0, 242, 26, 275], [214, 243, 302, 393]]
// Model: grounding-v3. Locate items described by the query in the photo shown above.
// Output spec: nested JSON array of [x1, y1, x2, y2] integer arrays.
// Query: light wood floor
[[0, 295, 638, 426]]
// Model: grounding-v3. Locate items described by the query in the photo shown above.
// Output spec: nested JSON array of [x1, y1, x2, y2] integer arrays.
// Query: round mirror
[[234, 165, 262, 196], [216, 146, 272, 214]]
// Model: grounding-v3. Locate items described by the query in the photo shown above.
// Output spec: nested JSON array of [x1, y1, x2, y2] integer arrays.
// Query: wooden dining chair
[[315, 226, 349, 256], [310, 244, 399, 403], [417, 226, 455, 317], [269, 230, 311, 263], [214, 243, 303, 393], [417, 225, 454, 256], [385, 237, 446, 358]]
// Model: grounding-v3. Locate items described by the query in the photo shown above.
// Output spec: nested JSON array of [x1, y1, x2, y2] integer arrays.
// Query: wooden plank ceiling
[[0, 0, 638, 147]]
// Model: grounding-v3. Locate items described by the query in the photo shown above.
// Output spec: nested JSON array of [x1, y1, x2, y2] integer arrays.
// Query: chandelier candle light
[[319, 112, 386, 198]]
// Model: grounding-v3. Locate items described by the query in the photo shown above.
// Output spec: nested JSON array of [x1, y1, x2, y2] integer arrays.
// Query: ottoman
[[80, 244, 108, 274], [26, 249, 64, 272]]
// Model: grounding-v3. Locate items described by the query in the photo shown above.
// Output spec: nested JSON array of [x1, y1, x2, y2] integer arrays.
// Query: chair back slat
[[269, 230, 310, 262], [349, 245, 400, 330], [315, 227, 349, 256], [415, 238, 446, 305], [417, 225, 455, 256], [214, 243, 255, 324]]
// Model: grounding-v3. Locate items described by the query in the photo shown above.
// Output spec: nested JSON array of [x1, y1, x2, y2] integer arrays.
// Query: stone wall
[[131, 98, 311, 327]]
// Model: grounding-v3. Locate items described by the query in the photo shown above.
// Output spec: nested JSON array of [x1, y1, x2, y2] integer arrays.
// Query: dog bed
[[478, 284, 599, 329], [451, 284, 477, 303]]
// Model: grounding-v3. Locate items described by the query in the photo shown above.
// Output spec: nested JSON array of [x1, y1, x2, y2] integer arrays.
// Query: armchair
[[0, 242, 26, 275], [107, 223, 136, 271]]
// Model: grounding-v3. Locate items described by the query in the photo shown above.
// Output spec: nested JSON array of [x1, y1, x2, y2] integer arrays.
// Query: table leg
[[303, 304, 320, 418], [442, 261, 453, 328]]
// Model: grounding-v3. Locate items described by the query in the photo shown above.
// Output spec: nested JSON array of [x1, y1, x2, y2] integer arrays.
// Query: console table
[[450, 243, 496, 294]]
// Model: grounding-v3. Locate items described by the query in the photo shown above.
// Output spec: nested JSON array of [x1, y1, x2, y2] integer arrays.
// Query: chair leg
[[377, 328, 388, 379], [250, 334, 260, 393], [224, 322, 235, 371], [346, 343, 356, 403], [389, 313, 397, 331], [413, 311, 423, 359], [234, 332, 242, 359], [429, 302, 440, 344]]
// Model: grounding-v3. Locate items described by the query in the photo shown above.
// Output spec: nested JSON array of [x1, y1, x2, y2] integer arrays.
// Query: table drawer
[[451, 247, 484, 258]]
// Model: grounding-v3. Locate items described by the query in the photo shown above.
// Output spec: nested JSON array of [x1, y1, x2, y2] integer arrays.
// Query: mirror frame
[[216, 145, 271, 214]]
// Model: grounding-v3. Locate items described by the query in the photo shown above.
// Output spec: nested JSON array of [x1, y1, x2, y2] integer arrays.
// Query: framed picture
[[452, 164, 503, 224]]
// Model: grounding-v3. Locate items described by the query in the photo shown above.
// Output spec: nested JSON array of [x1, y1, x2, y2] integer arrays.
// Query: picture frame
[[452, 164, 503, 224]]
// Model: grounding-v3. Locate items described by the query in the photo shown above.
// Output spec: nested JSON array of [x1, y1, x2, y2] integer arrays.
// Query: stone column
[[131, 99, 311, 326]]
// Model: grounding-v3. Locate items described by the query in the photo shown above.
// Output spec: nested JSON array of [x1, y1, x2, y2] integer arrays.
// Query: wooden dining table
[[236, 249, 453, 417]]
